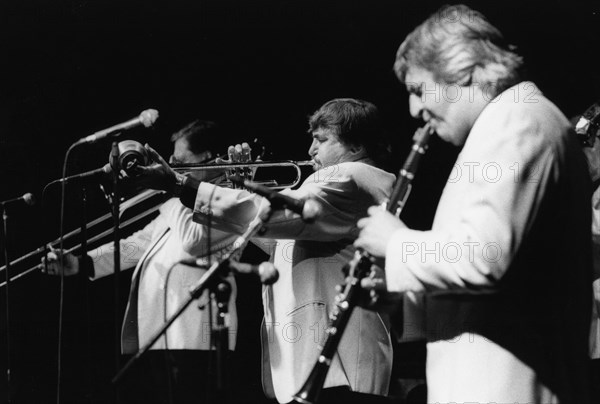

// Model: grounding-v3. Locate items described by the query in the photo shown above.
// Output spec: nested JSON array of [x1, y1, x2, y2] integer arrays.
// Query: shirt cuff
[[179, 176, 201, 209]]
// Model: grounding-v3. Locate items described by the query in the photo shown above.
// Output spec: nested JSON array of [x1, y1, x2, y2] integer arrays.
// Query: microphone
[[229, 260, 279, 285], [56, 164, 112, 184], [232, 178, 322, 223], [110, 140, 150, 176], [1, 193, 36, 207], [75, 109, 159, 145]]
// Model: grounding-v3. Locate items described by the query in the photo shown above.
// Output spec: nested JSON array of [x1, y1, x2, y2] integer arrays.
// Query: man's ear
[[350, 144, 365, 155]]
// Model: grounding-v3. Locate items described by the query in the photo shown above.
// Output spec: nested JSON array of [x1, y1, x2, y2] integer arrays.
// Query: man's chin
[[435, 128, 462, 146], [444, 134, 468, 147], [435, 128, 451, 143]]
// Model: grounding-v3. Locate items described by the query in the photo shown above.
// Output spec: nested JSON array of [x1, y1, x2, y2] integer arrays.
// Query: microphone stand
[[1, 204, 12, 403], [79, 184, 93, 404], [213, 277, 231, 400], [109, 141, 122, 403], [111, 206, 273, 401]]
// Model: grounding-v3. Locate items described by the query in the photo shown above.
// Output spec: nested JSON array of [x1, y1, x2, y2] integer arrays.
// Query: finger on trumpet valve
[[241, 143, 253, 180], [236, 143, 252, 183], [225, 145, 241, 187], [241, 142, 251, 161]]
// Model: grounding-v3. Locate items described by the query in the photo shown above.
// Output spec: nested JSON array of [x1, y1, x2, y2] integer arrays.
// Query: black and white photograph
[[1, 1, 599, 403]]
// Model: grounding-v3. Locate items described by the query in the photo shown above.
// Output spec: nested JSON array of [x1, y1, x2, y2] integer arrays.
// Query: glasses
[[169, 151, 213, 165]]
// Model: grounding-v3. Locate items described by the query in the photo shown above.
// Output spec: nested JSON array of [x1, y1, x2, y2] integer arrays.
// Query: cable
[[162, 244, 176, 404], [56, 143, 77, 404]]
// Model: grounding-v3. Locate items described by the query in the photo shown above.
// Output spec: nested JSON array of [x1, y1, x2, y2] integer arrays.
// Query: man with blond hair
[[356, 5, 592, 403]]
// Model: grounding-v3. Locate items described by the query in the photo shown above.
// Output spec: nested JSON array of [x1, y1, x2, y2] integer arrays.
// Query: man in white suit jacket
[[139, 98, 396, 404], [45, 120, 238, 403], [577, 104, 600, 401], [355, 5, 593, 404]]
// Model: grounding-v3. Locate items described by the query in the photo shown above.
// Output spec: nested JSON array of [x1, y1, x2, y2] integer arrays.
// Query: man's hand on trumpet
[[132, 142, 256, 193], [214, 142, 253, 165], [131, 144, 183, 193], [211, 142, 255, 187]]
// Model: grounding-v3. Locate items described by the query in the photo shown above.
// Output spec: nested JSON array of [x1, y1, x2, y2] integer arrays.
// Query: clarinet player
[[355, 5, 592, 404]]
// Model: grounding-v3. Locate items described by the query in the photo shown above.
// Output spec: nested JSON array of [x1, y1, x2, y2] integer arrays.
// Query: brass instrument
[[171, 160, 315, 190], [0, 158, 313, 287], [107, 138, 314, 189], [293, 123, 433, 404], [0, 189, 167, 287]]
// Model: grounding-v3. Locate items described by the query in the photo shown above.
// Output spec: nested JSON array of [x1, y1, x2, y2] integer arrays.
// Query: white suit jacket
[[191, 161, 395, 403], [385, 82, 593, 403], [89, 198, 238, 353], [589, 167, 600, 359]]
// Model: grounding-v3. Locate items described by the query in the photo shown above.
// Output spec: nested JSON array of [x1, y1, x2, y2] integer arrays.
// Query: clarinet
[[293, 123, 433, 404]]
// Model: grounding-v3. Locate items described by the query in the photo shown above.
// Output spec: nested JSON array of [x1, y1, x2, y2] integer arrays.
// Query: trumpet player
[[355, 5, 592, 404], [137, 98, 396, 404], [44, 120, 242, 404]]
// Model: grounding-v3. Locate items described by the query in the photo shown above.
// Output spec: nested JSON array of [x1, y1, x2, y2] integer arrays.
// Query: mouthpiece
[[412, 122, 434, 143]]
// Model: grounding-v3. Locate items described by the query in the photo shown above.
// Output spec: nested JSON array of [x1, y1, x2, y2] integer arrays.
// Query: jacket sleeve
[[157, 198, 207, 256], [87, 214, 157, 280], [192, 163, 392, 241], [385, 104, 561, 293]]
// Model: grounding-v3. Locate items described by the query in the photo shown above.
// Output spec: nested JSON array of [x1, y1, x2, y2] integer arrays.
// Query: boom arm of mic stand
[[111, 205, 272, 384]]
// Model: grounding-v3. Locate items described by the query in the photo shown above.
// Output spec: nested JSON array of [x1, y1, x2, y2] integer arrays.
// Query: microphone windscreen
[[22, 193, 36, 206], [140, 109, 159, 128]]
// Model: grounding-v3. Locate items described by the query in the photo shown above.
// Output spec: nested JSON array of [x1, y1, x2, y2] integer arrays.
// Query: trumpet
[[111, 139, 314, 190], [171, 160, 315, 190]]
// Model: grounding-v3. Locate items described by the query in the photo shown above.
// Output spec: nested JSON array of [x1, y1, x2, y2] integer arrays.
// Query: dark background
[[1, 0, 599, 403]]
